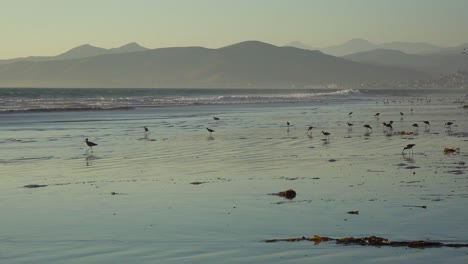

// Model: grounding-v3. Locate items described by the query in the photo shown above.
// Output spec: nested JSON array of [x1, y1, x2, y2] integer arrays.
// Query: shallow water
[[1, 94, 468, 263]]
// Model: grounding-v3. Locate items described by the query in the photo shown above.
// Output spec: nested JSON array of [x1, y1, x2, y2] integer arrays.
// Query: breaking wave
[[0, 88, 361, 113]]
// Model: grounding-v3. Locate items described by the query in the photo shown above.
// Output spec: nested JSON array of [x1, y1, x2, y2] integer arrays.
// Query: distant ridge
[[0, 42, 149, 65], [287, 39, 457, 56], [0, 40, 430, 88], [343, 49, 468, 75]]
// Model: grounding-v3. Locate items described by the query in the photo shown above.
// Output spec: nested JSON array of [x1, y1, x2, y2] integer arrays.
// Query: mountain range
[[286, 39, 468, 56], [0, 42, 148, 65], [0, 41, 431, 88]]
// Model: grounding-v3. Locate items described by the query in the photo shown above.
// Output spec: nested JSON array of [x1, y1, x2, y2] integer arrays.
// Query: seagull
[[402, 144, 416, 154], [206, 128, 215, 136], [85, 138, 98, 151]]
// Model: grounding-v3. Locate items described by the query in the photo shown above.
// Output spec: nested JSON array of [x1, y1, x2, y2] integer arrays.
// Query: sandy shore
[[1, 95, 467, 263]]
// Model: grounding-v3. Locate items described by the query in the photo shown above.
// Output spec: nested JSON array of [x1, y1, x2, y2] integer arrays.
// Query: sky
[[1, 0, 468, 59]]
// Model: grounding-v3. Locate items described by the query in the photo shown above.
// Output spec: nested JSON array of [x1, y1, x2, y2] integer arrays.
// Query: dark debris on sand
[[271, 189, 297, 200], [190, 181, 206, 185], [264, 235, 468, 248], [23, 184, 48, 188]]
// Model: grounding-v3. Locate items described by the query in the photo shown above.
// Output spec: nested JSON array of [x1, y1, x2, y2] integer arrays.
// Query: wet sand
[[1, 96, 468, 263]]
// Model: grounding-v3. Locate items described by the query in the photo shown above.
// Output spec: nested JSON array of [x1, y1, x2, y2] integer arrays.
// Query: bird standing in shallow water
[[445, 122, 453, 130], [85, 138, 98, 152], [363, 124, 372, 133], [383, 122, 392, 131], [321, 131, 330, 140], [402, 144, 415, 154], [307, 126, 314, 135], [206, 128, 215, 136]]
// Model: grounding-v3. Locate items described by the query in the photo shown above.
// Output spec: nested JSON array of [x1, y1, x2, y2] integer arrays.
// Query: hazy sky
[[1, 0, 467, 59]]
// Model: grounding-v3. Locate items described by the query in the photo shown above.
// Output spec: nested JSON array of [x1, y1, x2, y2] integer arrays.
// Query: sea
[[1, 88, 468, 264]]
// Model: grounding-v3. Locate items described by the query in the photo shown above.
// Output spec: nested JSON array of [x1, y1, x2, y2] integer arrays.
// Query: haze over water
[[1, 88, 467, 263]]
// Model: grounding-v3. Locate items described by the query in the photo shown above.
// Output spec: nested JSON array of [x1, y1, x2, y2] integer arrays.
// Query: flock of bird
[[84, 112, 457, 156]]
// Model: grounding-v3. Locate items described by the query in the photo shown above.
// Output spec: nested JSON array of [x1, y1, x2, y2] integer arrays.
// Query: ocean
[[1, 88, 468, 263]]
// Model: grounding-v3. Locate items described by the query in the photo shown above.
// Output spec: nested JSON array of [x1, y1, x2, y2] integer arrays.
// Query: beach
[[1, 88, 468, 263]]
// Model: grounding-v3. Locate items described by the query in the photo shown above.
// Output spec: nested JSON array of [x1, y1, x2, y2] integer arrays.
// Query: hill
[[0, 41, 430, 88]]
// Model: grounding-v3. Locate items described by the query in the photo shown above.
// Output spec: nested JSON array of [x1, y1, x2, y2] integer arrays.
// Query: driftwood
[[264, 235, 468, 248]]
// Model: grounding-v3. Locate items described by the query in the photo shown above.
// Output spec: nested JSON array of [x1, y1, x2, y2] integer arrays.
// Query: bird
[[307, 126, 314, 135], [400, 112, 404, 116], [206, 128, 215, 136], [144, 126, 149, 133], [445, 121, 454, 131], [85, 138, 98, 151], [321, 131, 331, 139], [363, 124, 372, 132], [374, 113, 380, 117], [286, 121, 291, 127], [402, 144, 416, 154], [389, 120, 394, 125], [423, 121, 430, 130], [348, 112, 353, 116], [347, 122, 354, 127], [213, 117, 220, 120], [383, 122, 393, 131], [412, 123, 419, 128]]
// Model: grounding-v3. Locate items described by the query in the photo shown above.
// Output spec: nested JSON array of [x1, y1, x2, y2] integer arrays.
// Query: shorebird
[[85, 138, 98, 151], [383, 122, 393, 131], [347, 122, 354, 127], [213, 117, 220, 120], [307, 126, 314, 136], [321, 131, 331, 140], [374, 113, 380, 117], [423, 121, 430, 128], [286, 121, 291, 127], [144, 126, 149, 133], [412, 123, 419, 132], [363, 124, 372, 133], [206, 128, 215, 136], [400, 112, 404, 116], [402, 144, 416, 154], [445, 121, 454, 131], [348, 112, 353, 116]]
